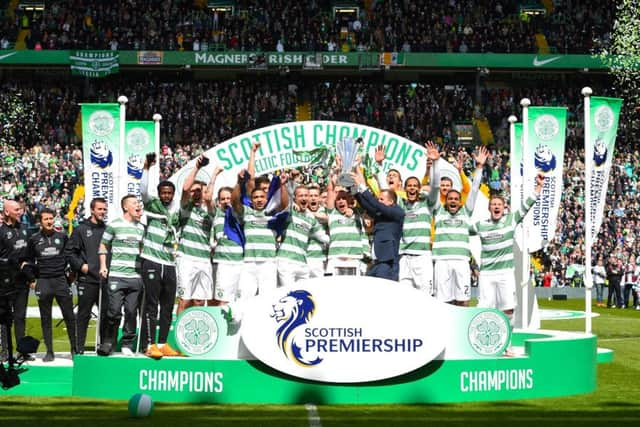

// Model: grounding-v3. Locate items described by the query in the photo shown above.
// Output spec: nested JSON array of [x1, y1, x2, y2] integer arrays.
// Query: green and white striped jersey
[[327, 209, 369, 260], [211, 208, 243, 264], [141, 198, 179, 266], [432, 205, 472, 261], [470, 197, 536, 272], [101, 217, 145, 279], [242, 206, 277, 262], [177, 202, 212, 261], [307, 207, 329, 262], [399, 197, 435, 255], [277, 209, 329, 265]]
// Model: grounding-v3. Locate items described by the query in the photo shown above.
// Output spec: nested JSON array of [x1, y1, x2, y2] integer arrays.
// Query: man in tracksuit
[[65, 197, 107, 354], [0, 199, 30, 361], [25, 208, 77, 361]]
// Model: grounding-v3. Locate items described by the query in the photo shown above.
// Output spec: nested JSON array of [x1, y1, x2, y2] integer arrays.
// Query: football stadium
[[0, 0, 639, 425]]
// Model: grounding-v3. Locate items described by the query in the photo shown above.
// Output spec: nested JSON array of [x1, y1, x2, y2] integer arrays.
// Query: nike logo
[[533, 56, 561, 67], [0, 52, 17, 61]]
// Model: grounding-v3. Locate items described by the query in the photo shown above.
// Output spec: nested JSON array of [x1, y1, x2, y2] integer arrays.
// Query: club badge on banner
[[124, 121, 156, 199], [524, 107, 567, 252], [81, 103, 120, 222], [587, 97, 622, 241]]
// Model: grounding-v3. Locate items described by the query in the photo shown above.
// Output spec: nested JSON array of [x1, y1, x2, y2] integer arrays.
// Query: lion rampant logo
[[533, 144, 556, 173], [90, 140, 113, 168], [127, 154, 144, 179], [271, 290, 322, 367], [593, 137, 607, 167]]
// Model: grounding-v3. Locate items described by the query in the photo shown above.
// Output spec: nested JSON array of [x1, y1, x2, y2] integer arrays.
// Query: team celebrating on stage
[[1, 138, 546, 360]]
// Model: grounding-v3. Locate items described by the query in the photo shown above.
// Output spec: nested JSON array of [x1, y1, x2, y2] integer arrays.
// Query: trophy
[[336, 137, 361, 188]]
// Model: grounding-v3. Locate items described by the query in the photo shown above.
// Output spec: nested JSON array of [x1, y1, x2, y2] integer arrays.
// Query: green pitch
[[2, 299, 638, 426]]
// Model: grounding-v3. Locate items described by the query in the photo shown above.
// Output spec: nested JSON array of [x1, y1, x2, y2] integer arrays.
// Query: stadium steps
[[535, 33, 550, 54], [296, 101, 312, 121], [15, 28, 29, 50], [472, 117, 494, 145]]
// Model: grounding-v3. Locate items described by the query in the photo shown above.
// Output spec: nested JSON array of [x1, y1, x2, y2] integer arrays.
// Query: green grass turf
[[2, 298, 639, 426]]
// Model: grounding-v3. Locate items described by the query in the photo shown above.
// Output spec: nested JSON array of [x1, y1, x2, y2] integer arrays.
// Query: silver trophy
[[336, 137, 360, 188]]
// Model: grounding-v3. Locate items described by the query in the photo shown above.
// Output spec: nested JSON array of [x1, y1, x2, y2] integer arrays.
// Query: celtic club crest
[[594, 105, 614, 132], [126, 127, 150, 150], [467, 311, 510, 356], [175, 309, 219, 356], [88, 110, 115, 136], [533, 114, 560, 142]]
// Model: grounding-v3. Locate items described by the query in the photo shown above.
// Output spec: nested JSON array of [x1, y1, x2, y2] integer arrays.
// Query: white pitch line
[[305, 403, 322, 427]]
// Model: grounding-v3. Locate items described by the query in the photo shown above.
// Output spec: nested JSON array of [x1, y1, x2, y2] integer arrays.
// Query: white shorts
[[242, 261, 277, 296], [213, 262, 242, 303], [307, 259, 326, 278], [478, 270, 516, 311], [434, 259, 470, 302], [399, 253, 434, 295], [277, 259, 309, 287], [176, 256, 213, 300]]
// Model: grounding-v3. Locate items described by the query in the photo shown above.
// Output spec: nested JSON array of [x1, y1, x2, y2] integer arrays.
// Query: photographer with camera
[[65, 197, 107, 354], [24, 208, 77, 362], [0, 200, 30, 362]]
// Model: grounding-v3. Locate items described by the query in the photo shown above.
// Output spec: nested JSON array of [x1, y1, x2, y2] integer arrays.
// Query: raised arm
[[204, 166, 224, 213], [140, 155, 155, 203], [326, 172, 337, 210], [181, 154, 206, 206], [424, 141, 441, 206], [464, 145, 488, 212], [278, 173, 289, 212], [515, 173, 545, 224], [247, 142, 261, 181], [231, 169, 247, 214]]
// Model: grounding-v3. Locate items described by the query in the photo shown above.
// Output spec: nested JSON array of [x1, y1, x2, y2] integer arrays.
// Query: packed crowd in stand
[[0, 0, 615, 54], [0, 77, 636, 298]]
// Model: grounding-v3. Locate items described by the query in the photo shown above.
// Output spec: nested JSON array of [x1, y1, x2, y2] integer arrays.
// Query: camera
[[199, 155, 210, 167], [146, 152, 157, 165]]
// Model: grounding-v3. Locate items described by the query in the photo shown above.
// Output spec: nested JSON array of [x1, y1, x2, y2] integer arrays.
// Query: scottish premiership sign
[[524, 107, 567, 252], [587, 97, 622, 240], [81, 103, 120, 221], [241, 276, 511, 383]]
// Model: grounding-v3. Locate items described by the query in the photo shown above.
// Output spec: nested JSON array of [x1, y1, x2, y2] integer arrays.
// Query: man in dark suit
[[351, 168, 405, 281]]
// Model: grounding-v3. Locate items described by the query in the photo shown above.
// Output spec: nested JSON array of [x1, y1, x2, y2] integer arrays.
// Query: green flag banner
[[124, 121, 156, 198], [81, 103, 121, 221], [70, 50, 119, 78], [587, 96, 622, 241], [524, 107, 568, 252]]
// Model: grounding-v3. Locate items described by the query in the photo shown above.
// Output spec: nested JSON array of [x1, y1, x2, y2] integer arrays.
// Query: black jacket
[[26, 230, 68, 278], [0, 221, 29, 284], [64, 218, 106, 285]]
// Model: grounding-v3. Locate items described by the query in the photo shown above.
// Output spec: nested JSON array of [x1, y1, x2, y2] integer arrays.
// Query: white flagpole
[[520, 98, 531, 329], [582, 87, 593, 334], [117, 95, 128, 204], [152, 113, 163, 191], [508, 115, 518, 210]]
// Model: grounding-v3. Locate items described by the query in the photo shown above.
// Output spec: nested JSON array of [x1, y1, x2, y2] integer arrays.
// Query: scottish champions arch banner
[[523, 107, 567, 252], [81, 103, 121, 222], [124, 121, 156, 198], [170, 121, 439, 198], [587, 97, 622, 241]]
